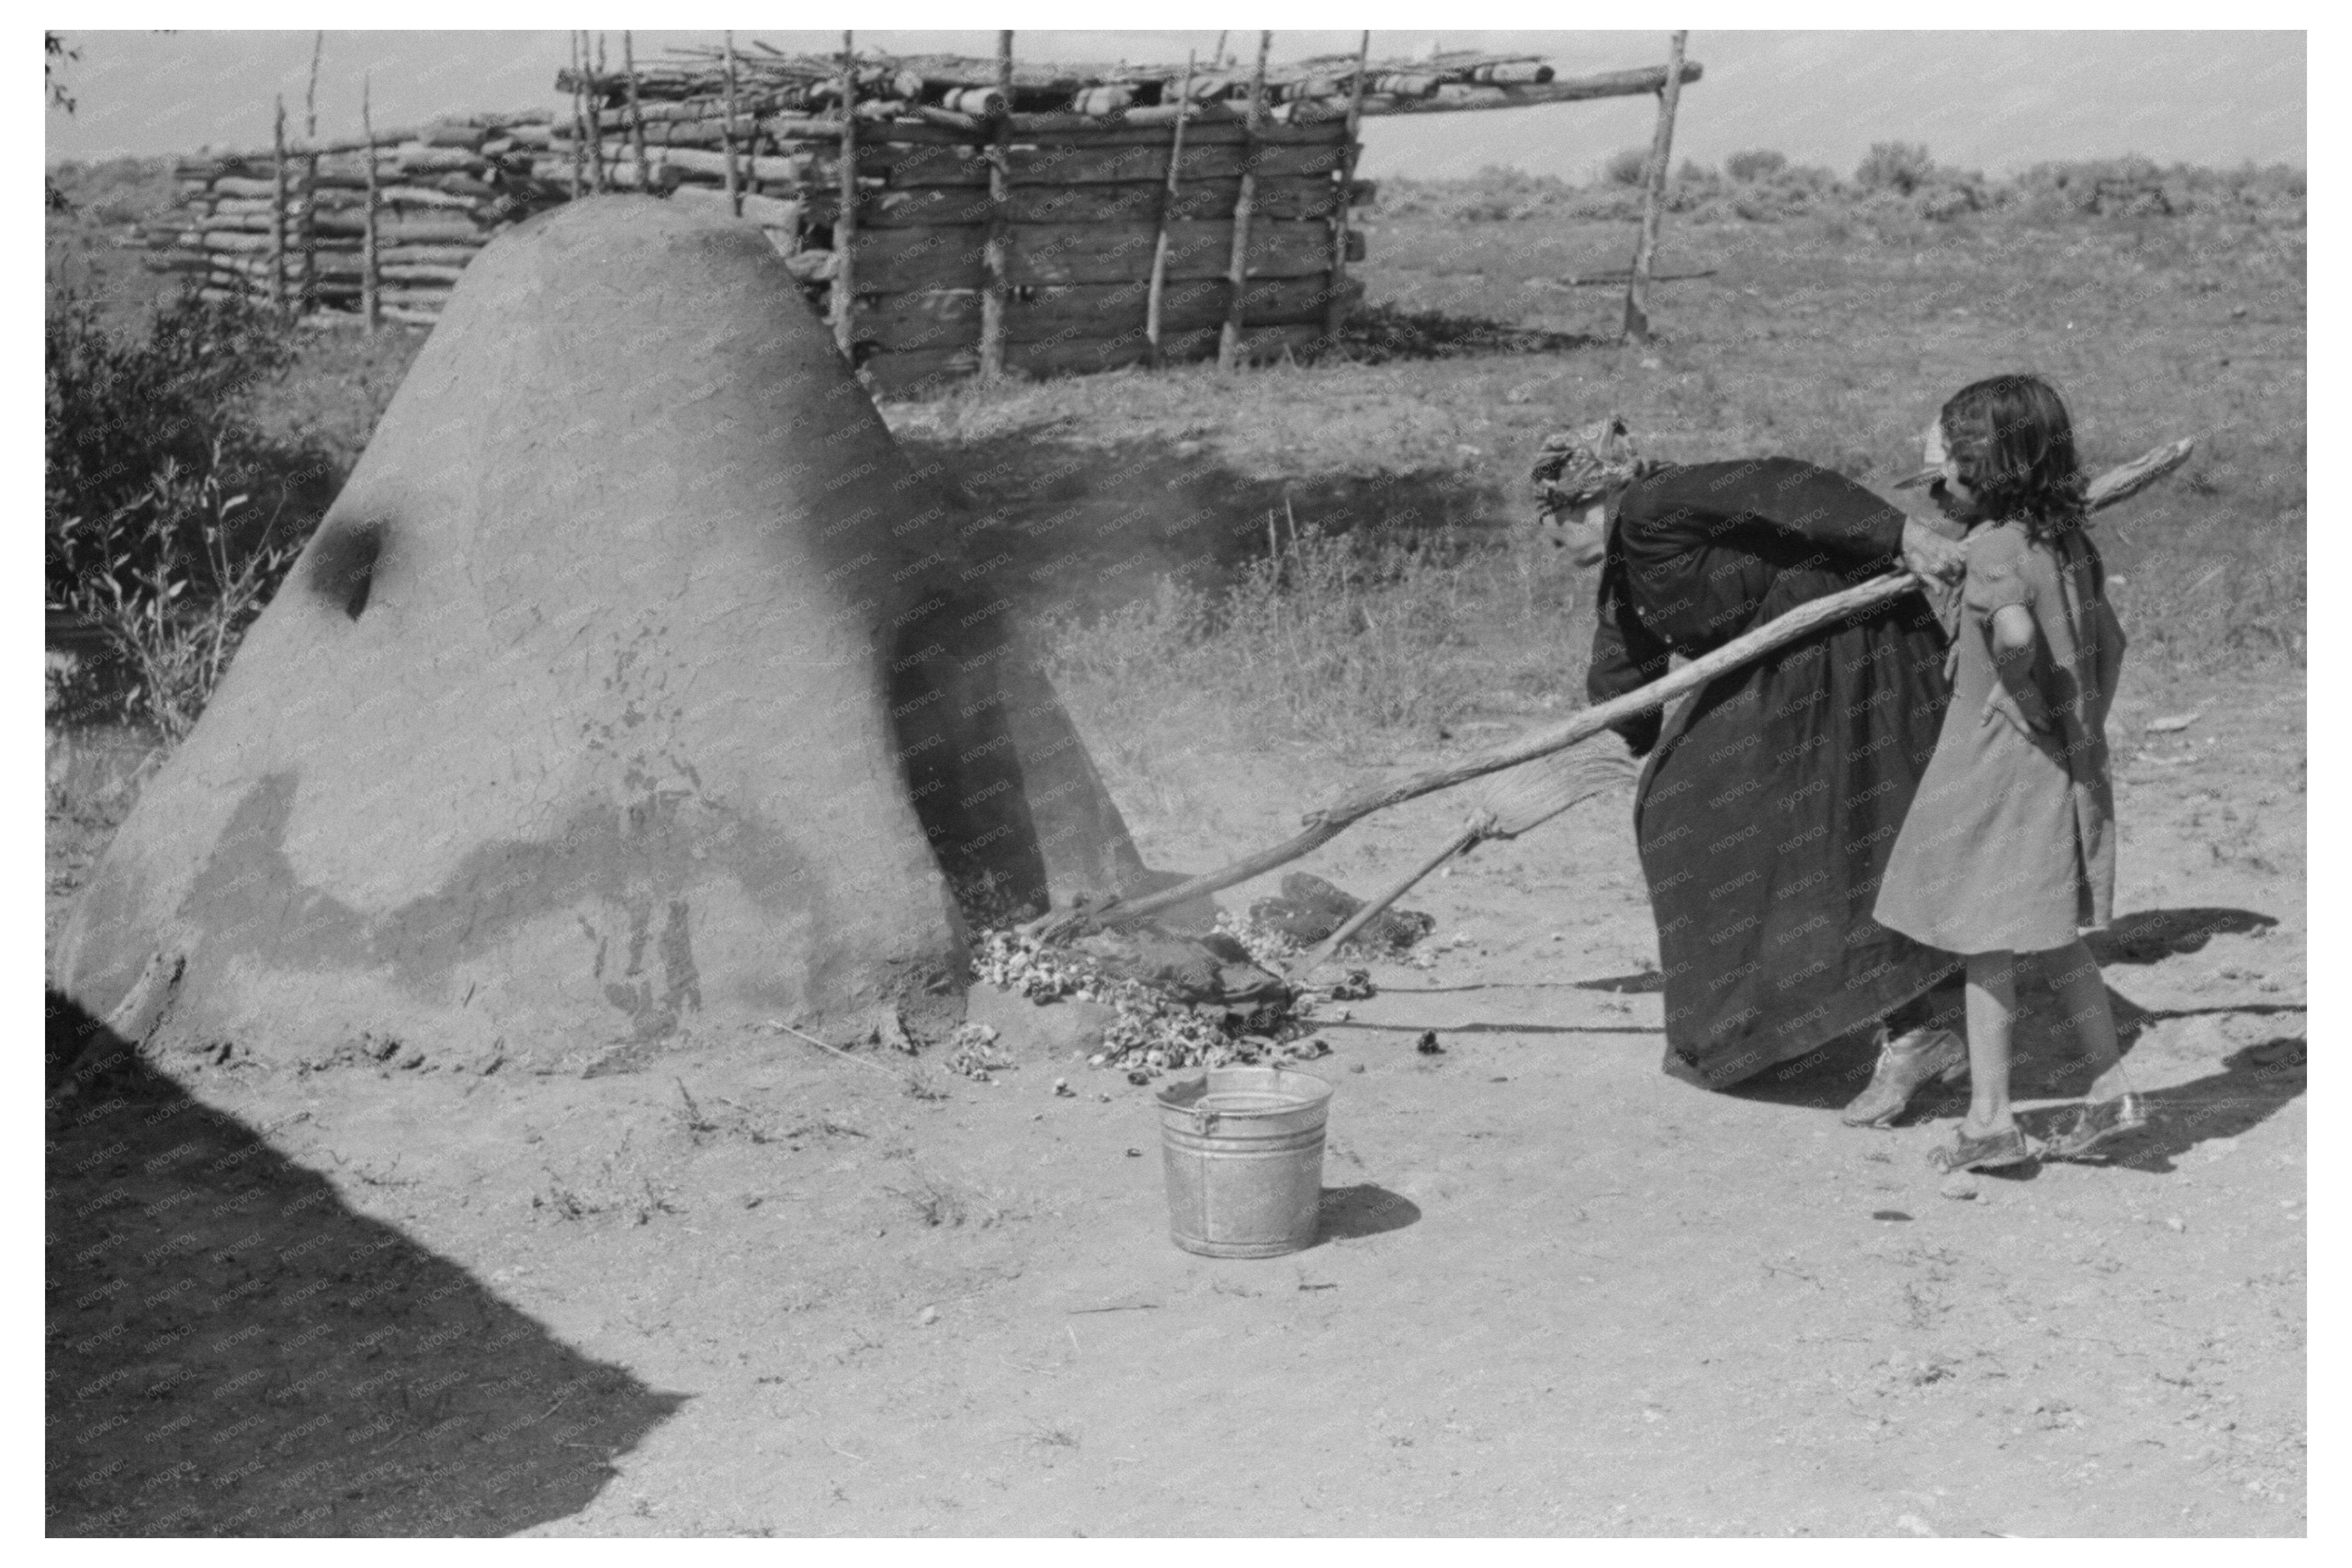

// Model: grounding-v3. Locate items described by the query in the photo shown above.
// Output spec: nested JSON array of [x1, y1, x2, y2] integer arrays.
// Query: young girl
[[1875, 374, 2145, 1172]]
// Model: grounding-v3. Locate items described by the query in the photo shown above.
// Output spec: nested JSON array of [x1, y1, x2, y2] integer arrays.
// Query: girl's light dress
[[1874, 518, 2123, 955]]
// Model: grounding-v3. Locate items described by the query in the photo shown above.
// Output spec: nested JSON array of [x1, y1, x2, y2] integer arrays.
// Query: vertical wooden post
[[1146, 50, 1197, 365], [301, 31, 321, 317], [978, 29, 1013, 382], [361, 77, 381, 333], [723, 30, 742, 216], [567, 32, 586, 199], [623, 31, 651, 194], [1323, 29, 1371, 345], [1218, 31, 1272, 371], [1622, 30, 1688, 345], [831, 30, 857, 359], [269, 96, 289, 319], [586, 34, 607, 194]]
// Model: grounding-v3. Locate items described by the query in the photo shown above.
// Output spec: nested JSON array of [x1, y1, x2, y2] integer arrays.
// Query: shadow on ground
[[1315, 1184, 1421, 1245], [46, 996, 682, 1538], [2088, 907, 2280, 965], [892, 429, 1513, 625]]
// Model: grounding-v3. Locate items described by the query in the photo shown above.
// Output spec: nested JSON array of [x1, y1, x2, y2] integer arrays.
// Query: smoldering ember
[[46, 27, 2305, 1540]]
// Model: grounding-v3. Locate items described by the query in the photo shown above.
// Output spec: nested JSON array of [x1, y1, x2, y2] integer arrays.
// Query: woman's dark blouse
[[1586, 458, 1958, 1087]]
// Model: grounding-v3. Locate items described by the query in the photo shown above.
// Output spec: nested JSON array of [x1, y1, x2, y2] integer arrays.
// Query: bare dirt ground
[[45, 656, 2303, 1537], [47, 159, 2303, 1537]]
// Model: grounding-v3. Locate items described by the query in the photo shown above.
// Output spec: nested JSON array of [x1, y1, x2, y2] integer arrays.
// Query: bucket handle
[[1191, 1106, 1220, 1135]]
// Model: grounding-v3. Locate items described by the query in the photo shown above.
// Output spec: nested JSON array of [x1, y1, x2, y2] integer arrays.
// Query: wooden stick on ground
[[1055, 436, 2194, 942], [1622, 30, 1687, 345]]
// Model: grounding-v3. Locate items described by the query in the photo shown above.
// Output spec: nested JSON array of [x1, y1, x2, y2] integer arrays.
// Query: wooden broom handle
[[1065, 571, 1922, 936], [1046, 438, 2193, 939]]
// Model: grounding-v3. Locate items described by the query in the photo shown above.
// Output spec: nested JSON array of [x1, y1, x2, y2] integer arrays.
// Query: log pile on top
[[139, 112, 572, 328], [136, 37, 1702, 390]]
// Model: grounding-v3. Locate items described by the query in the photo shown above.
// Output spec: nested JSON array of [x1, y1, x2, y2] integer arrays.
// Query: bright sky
[[45, 27, 2306, 182]]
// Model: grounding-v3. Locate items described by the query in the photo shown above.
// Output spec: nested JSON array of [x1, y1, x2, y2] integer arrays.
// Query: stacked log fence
[[136, 44, 1700, 392]]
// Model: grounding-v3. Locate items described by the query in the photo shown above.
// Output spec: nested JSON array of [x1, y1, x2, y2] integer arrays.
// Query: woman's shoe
[[1928, 1123, 2035, 1173], [2042, 1093, 2149, 1161], [1842, 1026, 1968, 1127]]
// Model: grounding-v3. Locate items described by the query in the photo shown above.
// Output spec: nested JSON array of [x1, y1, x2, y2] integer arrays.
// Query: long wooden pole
[[623, 30, 651, 194], [1353, 61, 1702, 117], [722, 30, 742, 216], [360, 77, 380, 332], [979, 29, 1013, 381], [268, 96, 289, 318], [1077, 573, 1922, 933], [831, 30, 857, 359], [1622, 30, 1688, 345], [586, 34, 607, 193], [1058, 437, 2195, 937], [567, 32, 586, 199], [1321, 29, 1371, 344], [1145, 50, 1197, 364], [300, 32, 321, 317], [1218, 30, 1272, 371]]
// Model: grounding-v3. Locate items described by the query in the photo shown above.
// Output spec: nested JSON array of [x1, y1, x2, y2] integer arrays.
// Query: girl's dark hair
[[1938, 373, 2090, 546]]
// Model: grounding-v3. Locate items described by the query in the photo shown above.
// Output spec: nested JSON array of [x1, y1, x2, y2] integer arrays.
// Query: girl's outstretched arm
[[1988, 603, 2055, 732]]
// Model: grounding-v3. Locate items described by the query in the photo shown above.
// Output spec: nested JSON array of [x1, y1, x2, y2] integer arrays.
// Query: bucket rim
[[1153, 1065, 1334, 1115]]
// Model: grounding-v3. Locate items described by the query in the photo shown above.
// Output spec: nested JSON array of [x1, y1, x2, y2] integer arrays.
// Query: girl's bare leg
[[1962, 950, 2019, 1136], [2044, 937, 2134, 1101]]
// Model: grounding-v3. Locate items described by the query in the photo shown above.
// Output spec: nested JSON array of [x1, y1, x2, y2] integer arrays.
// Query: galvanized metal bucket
[[1155, 1066, 1333, 1258]]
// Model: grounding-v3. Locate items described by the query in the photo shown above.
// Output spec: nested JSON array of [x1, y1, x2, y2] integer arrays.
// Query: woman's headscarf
[[1530, 413, 1646, 520]]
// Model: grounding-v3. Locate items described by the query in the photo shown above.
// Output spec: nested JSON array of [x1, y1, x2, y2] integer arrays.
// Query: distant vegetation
[[46, 142, 2305, 781], [1385, 147, 2306, 229]]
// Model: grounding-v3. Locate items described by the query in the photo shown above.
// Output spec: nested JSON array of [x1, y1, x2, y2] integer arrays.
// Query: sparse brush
[[1045, 523, 1595, 757]]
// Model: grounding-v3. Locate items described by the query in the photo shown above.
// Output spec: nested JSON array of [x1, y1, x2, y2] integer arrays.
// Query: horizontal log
[[372, 243, 490, 267], [849, 275, 1360, 352], [804, 174, 1354, 229], [523, 158, 680, 191], [862, 321, 1328, 393], [847, 217, 1350, 291], [392, 144, 492, 173], [209, 175, 286, 200], [1356, 61, 1704, 116], [310, 212, 491, 243], [379, 262, 469, 283], [659, 145, 814, 183], [667, 184, 799, 227], [865, 139, 1351, 189], [764, 114, 969, 146]]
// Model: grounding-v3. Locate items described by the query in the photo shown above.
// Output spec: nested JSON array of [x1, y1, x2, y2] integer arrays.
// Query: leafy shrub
[[1726, 148, 1788, 183], [46, 288, 324, 736], [1855, 141, 1937, 195], [1604, 146, 1651, 186]]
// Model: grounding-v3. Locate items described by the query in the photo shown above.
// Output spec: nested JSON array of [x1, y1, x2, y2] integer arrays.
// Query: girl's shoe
[[1928, 1124, 2035, 1173], [2043, 1093, 2148, 1161], [1842, 1026, 1968, 1127]]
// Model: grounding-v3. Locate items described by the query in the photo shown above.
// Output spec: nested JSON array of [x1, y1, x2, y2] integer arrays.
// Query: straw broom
[[1042, 436, 2194, 954]]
